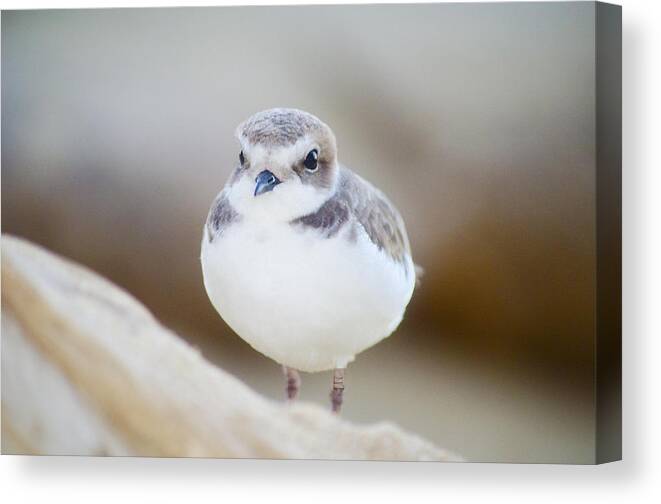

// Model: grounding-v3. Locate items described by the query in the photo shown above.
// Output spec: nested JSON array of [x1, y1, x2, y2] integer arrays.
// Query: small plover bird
[[201, 108, 417, 413]]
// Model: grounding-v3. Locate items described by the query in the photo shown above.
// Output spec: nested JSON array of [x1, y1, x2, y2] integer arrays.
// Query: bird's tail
[[414, 263, 425, 288]]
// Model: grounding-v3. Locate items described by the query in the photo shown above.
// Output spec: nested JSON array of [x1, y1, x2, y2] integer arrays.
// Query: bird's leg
[[330, 368, 345, 414], [283, 366, 301, 401]]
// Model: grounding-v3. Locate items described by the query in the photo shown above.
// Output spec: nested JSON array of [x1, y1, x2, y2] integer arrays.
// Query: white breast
[[200, 218, 415, 372]]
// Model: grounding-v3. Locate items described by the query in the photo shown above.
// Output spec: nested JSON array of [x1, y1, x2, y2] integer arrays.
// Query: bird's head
[[225, 108, 339, 222]]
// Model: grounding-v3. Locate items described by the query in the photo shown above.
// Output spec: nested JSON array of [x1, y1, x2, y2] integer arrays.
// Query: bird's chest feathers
[[208, 220, 353, 302], [204, 213, 407, 317], [201, 211, 415, 372]]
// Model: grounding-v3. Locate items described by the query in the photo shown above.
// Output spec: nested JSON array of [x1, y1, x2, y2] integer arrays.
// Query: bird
[[200, 108, 417, 413]]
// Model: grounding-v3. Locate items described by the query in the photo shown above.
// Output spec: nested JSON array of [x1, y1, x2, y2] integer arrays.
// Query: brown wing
[[205, 190, 239, 243], [292, 167, 412, 271]]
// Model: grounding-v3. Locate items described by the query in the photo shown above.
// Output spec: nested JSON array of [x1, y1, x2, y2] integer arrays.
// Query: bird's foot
[[283, 366, 301, 402], [330, 368, 345, 414]]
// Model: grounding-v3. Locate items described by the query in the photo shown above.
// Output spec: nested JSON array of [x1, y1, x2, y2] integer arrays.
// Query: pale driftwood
[[1, 235, 458, 461]]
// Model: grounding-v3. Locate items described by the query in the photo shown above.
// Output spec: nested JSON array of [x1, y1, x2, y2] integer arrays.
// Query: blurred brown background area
[[1, 3, 597, 462]]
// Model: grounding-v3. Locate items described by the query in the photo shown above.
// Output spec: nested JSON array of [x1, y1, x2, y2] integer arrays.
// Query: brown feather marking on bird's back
[[292, 168, 411, 271], [206, 191, 239, 242]]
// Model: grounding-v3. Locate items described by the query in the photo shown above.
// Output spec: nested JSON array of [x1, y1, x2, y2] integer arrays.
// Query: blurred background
[[2, 3, 597, 463]]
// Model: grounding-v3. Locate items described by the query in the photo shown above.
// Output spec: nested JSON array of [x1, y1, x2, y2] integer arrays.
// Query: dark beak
[[254, 170, 281, 196]]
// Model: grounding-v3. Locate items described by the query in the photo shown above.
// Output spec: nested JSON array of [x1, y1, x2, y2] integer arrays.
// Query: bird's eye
[[239, 150, 245, 166], [304, 149, 319, 172]]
